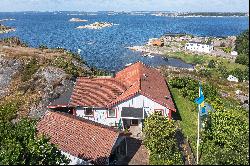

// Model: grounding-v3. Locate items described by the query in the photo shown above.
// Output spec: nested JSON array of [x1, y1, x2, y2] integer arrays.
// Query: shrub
[[208, 60, 216, 68], [21, 58, 40, 82], [200, 110, 249, 165], [144, 112, 183, 165], [0, 101, 19, 122], [39, 44, 48, 49], [235, 29, 249, 66], [235, 54, 249, 66]]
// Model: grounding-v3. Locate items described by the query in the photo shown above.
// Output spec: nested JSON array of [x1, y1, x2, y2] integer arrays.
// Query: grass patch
[[165, 51, 247, 71], [171, 88, 198, 152]]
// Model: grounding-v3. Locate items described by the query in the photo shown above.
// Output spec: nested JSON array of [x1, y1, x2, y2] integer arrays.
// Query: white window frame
[[107, 109, 117, 118]]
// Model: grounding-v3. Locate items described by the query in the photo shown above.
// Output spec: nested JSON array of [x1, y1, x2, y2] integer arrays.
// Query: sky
[[0, 0, 249, 12]]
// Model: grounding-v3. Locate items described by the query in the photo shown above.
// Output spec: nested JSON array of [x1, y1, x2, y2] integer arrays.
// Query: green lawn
[[165, 51, 246, 71], [170, 88, 198, 152]]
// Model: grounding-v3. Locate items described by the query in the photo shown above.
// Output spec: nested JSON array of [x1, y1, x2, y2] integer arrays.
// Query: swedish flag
[[194, 83, 207, 116]]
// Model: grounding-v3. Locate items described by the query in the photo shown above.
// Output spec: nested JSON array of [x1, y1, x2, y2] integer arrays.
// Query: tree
[[200, 110, 249, 165], [143, 112, 183, 165], [235, 29, 249, 66], [0, 119, 70, 165], [230, 68, 245, 82]]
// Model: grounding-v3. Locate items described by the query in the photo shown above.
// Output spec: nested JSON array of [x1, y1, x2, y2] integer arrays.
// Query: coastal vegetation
[[167, 76, 249, 164], [235, 29, 249, 66], [0, 37, 113, 165], [200, 109, 249, 165], [143, 112, 183, 165], [0, 117, 70, 165]]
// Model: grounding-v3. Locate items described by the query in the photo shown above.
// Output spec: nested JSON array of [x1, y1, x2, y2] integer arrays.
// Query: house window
[[107, 109, 116, 118], [84, 108, 94, 117], [154, 109, 164, 116], [131, 119, 139, 126]]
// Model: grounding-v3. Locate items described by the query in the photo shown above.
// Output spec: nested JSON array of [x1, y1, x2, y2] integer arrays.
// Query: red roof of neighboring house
[[36, 111, 120, 164], [64, 61, 175, 112]]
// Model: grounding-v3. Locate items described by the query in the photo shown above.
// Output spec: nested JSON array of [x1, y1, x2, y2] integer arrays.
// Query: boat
[[77, 49, 82, 54]]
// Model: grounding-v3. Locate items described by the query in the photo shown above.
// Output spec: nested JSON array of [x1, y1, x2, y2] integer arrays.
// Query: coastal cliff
[[0, 37, 105, 121]]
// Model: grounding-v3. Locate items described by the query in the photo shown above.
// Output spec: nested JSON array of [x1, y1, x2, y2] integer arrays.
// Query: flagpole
[[197, 103, 200, 165], [196, 85, 201, 165]]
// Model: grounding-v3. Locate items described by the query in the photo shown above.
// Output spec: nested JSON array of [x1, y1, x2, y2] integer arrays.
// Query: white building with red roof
[[48, 62, 176, 137]]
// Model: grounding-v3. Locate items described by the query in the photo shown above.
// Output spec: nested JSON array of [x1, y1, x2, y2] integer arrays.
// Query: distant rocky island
[[0, 18, 16, 34], [76, 22, 114, 29], [0, 24, 15, 34], [69, 18, 88, 22]]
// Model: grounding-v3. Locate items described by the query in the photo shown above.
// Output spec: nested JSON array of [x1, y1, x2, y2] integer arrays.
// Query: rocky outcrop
[[76, 22, 114, 29], [0, 55, 23, 98], [0, 24, 15, 34], [28, 66, 74, 119], [0, 37, 94, 120]]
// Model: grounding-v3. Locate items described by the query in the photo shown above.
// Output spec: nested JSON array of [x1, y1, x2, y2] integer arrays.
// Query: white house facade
[[76, 94, 171, 133], [185, 42, 213, 53]]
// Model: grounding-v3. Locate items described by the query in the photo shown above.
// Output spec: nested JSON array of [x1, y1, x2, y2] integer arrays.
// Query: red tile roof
[[36, 111, 120, 164], [68, 61, 176, 112]]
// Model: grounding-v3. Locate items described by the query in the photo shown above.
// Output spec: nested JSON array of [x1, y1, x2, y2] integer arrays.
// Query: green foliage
[[207, 60, 216, 68], [169, 77, 199, 101], [230, 68, 246, 82], [53, 56, 82, 77], [198, 69, 212, 78], [0, 100, 19, 122], [235, 29, 249, 66], [21, 58, 40, 82], [144, 112, 183, 165], [90, 67, 110, 76], [221, 47, 232, 54], [235, 54, 249, 66], [217, 65, 229, 78], [0, 119, 70, 165], [200, 110, 249, 165], [169, 88, 197, 151]]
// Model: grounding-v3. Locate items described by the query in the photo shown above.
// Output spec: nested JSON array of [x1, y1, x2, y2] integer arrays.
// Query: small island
[[69, 18, 88, 22], [76, 22, 113, 29], [0, 24, 15, 34]]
